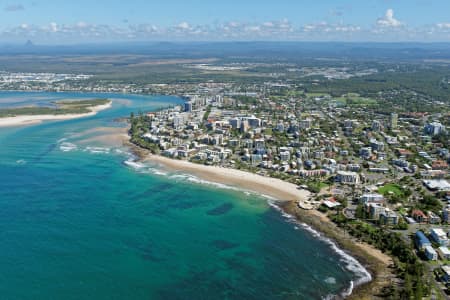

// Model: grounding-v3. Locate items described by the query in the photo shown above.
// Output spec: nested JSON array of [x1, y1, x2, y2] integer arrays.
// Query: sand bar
[[0, 102, 112, 127]]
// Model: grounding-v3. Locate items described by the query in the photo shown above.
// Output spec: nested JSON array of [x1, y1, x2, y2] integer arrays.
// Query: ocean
[[0, 91, 369, 299]]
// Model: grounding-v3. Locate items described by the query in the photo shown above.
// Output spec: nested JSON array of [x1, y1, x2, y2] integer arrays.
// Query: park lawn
[[305, 92, 330, 98], [378, 183, 404, 197], [335, 93, 377, 106], [307, 181, 329, 193]]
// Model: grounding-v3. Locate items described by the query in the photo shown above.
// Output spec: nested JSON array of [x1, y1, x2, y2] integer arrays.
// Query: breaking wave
[[59, 142, 78, 152], [119, 150, 371, 299], [267, 200, 372, 299]]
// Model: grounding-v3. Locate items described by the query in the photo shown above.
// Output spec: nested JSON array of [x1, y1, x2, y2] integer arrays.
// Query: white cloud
[[1, 16, 450, 43], [49, 22, 58, 32], [302, 22, 360, 34], [437, 23, 450, 29], [76, 22, 88, 29], [245, 25, 261, 32], [177, 22, 191, 30], [377, 9, 402, 27]]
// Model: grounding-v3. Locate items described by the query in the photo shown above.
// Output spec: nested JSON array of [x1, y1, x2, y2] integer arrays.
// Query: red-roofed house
[[412, 209, 428, 224], [432, 160, 448, 170]]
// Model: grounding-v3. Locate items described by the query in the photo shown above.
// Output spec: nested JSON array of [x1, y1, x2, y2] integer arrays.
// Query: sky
[[0, 0, 450, 44]]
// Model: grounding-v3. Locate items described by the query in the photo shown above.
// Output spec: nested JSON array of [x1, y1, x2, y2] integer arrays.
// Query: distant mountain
[[0, 41, 450, 61], [24, 40, 35, 47]]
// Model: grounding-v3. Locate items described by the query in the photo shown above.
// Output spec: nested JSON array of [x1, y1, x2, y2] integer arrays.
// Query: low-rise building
[[428, 211, 441, 224], [367, 203, 385, 220], [359, 147, 372, 160], [423, 179, 450, 192], [430, 228, 449, 246], [370, 138, 385, 152], [412, 210, 428, 224], [379, 209, 398, 226], [280, 151, 290, 162], [360, 193, 384, 204], [438, 246, 450, 260], [424, 121, 446, 136], [336, 171, 360, 185], [442, 265, 450, 283], [424, 245, 438, 261], [442, 208, 450, 224], [415, 231, 431, 250]]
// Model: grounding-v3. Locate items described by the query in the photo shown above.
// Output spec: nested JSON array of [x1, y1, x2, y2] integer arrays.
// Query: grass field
[[335, 93, 377, 106], [305, 92, 330, 98], [378, 183, 404, 197]]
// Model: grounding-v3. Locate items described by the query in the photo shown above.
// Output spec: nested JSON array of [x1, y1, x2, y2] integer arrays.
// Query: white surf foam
[[324, 277, 337, 285], [267, 200, 372, 299], [85, 146, 110, 154], [123, 159, 146, 169], [59, 142, 78, 152], [115, 148, 370, 299]]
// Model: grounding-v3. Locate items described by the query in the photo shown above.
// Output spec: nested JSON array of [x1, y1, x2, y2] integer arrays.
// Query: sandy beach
[[145, 154, 311, 202], [0, 101, 112, 127]]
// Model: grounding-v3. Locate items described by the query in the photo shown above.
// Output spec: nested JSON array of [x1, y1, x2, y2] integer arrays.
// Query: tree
[[403, 273, 413, 299], [355, 203, 366, 219], [414, 279, 423, 300]]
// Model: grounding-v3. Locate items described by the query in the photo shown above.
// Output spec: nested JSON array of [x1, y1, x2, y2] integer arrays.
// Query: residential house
[[430, 228, 449, 246], [424, 245, 438, 261], [379, 209, 398, 226], [411, 210, 428, 224], [438, 246, 450, 260], [415, 231, 431, 250]]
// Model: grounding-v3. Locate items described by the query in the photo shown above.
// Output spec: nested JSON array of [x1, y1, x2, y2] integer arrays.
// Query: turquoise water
[[0, 92, 369, 299]]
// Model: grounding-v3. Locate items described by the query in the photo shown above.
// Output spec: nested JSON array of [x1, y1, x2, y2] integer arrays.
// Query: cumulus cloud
[[377, 9, 402, 27], [4, 3, 24, 11], [177, 22, 191, 30], [302, 22, 361, 34], [0, 16, 449, 42], [437, 23, 450, 29]]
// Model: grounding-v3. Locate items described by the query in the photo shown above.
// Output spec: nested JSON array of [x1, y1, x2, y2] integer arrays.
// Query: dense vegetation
[[129, 112, 160, 154], [330, 215, 428, 299]]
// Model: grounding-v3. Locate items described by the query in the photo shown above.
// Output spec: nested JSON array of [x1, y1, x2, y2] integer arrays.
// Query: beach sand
[[0, 102, 112, 127], [77, 126, 130, 147], [145, 154, 311, 202]]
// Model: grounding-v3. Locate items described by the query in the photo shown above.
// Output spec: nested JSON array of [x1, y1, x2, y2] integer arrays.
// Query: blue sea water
[[0, 91, 369, 299]]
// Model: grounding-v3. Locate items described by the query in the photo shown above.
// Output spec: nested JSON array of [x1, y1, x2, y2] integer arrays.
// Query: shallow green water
[[0, 92, 369, 299]]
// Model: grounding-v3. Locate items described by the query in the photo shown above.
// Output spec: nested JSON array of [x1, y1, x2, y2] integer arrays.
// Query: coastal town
[[1, 59, 450, 299], [2, 66, 450, 297], [126, 79, 450, 298], [3, 1, 450, 299]]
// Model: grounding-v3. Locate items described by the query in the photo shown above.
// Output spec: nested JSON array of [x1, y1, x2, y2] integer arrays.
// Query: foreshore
[[281, 202, 394, 299], [145, 154, 311, 202], [136, 151, 395, 299], [0, 101, 112, 127]]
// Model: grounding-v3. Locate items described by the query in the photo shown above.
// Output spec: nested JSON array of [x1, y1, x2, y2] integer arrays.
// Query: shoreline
[[144, 154, 311, 202], [0, 101, 112, 127], [281, 202, 394, 300], [135, 151, 395, 299]]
